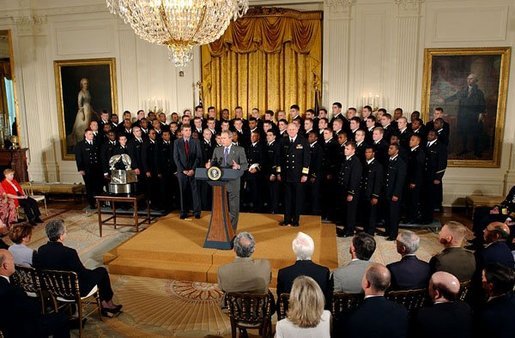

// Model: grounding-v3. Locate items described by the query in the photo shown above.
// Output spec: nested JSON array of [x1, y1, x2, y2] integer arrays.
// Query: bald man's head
[[0, 249, 15, 277], [429, 271, 460, 302], [484, 221, 510, 243], [362, 263, 391, 295]]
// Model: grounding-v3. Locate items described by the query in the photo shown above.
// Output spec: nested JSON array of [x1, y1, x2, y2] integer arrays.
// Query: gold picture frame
[[54, 58, 117, 160], [421, 47, 511, 168]]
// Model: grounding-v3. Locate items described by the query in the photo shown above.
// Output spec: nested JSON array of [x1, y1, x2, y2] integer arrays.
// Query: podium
[[195, 167, 243, 250]]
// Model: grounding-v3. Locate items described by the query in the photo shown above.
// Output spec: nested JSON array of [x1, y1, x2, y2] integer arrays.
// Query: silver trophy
[[108, 154, 138, 194]]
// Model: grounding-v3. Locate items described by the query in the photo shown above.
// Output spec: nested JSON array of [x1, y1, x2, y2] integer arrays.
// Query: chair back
[[385, 288, 428, 312], [458, 280, 471, 302], [332, 292, 364, 320], [39, 269, 81, 302], [226, 292, 273, 324], [11, 265, 41, 295], [278, 293, 289, 321]]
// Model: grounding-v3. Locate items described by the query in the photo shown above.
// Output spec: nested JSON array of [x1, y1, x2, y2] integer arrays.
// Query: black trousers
[[82, 167, 103, 208], [305, 179, 321, 215], [19, 197, 41, 221], [177, 172, 200, 215], [79, 267, 114, 302], [407, 185, 422, 221], [284, 181, 305, 225], [421, 180, 437, 222], [359, 197, 378, 235], [343, 194, 359, 233], [266, 179, 279, 214], [385, 198, 401, 238]]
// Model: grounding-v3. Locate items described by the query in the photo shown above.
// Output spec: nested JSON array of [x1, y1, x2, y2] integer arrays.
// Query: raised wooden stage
[[104, 212, 338, 284]]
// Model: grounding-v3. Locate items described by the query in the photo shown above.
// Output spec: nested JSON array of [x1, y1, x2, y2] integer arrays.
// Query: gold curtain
[[201, 8, 322, 119]]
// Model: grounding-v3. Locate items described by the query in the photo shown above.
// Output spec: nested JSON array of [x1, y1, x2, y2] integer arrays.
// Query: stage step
[[108, 256, 280, 285], [105, 213, 338, 285], [108, 257, 213, 282]]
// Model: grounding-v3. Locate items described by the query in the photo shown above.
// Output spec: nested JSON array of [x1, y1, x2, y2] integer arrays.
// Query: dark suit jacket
[[127, 138, 145, 170], [387, 255, 431, 290], [276, 260, 332, 309], [477, 293, 515, 338], [424, 140, 447, 181], [337, 155, 362, 196], [385, 156, 407, 199], [413, 301, 472, 338], [141, 140, 160, 175], [100, 140, 117, 174], [75, 140, 100, 172], [173, 138, 202, 172], [308, 141, 323, 180], [429, 247, 476, 282], [476, 241, 515, 271], [360, 158, 383, 199], [277, 135, 310, 182], [0, 277, 41, 337], [347, 296, 408, 338], [34, 241, 97, 297], [407, 147, 425, 188]]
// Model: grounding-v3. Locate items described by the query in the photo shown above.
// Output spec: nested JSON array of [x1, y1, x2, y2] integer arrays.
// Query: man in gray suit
[[217, 232, 271, 301], [206, 130, 248, 229], [333, 232, 376, 293]]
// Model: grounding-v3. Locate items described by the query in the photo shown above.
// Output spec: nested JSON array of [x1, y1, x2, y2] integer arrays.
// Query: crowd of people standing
[[75, 103, 449, 238]]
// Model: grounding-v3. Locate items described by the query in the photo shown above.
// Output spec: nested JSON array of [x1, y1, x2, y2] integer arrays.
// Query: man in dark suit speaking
[[206, 130, 248, 229]]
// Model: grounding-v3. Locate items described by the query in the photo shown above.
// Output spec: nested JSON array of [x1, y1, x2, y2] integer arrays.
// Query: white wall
[[0, 0, 201, 183], [322, 0, 515, 205], [0, 0, 513, 205]]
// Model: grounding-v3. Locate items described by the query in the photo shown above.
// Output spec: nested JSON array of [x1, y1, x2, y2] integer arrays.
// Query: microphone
[[211, 157, 219, 167]]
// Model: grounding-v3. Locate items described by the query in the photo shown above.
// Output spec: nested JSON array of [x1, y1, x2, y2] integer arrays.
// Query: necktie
[[290, 138, 294, 144], [185, 139, 190, 157], [224, 147, 229, 166], [427, 142, 430, 147]]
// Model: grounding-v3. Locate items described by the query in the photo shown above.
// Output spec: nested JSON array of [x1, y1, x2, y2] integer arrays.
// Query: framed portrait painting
[[54, 58, 117, 160], [421, 47, 510, 168]]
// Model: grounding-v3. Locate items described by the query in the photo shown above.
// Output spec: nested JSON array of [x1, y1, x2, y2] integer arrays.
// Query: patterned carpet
[[6, 206, 472, 337], [9, 207, 233, 337]]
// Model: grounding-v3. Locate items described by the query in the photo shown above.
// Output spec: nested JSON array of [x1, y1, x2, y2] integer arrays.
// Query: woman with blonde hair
[[275, 276, 331, 338]]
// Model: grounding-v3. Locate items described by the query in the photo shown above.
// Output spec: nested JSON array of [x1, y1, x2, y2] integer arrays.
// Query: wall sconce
[[143, 98, 170, 113], [361, 93, 386, 111]]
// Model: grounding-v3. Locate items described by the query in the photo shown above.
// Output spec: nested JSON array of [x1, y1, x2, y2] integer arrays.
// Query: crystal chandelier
[[106, 0, 249, 67]]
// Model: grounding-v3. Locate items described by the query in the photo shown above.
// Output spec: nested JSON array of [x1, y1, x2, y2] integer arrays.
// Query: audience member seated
[[470, 185, 514, 249], [471, 222, 514, 306], [34, 219, 122, 317], [412, 271, 472, 338], [478, 263, 515, 338], [0, 249, 70, 338], [217, 232, 271, 303], [8, 224, 37, 267], [386, 230, 430, 290], [1, 169, 42, 226], [276, 232, 332, 309], [430, 221, 475, 282], [275, 276, 331, 338], [475, 222, 514, 271], [0, 182, 17, 231], [333, 232, 376, 293], [346, 263, 408, 338]]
